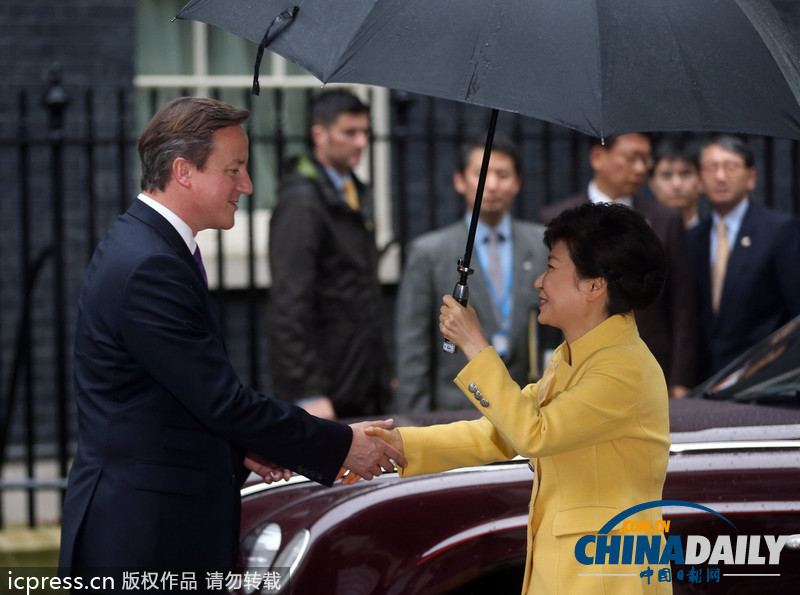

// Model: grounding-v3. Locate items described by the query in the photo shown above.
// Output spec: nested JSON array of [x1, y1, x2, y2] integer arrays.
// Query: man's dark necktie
[[193, 245, 208, 288]]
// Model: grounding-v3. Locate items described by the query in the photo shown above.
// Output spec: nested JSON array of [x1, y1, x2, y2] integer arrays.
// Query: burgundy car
[[237, 317, 800, 594]]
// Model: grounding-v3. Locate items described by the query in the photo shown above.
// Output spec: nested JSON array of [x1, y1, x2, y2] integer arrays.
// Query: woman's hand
[[439, 294, 490, 361], [338, 426, 405, 486]]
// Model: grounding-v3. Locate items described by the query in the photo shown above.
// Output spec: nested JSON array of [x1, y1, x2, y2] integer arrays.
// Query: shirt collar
[[323, 166, 351, 193], [712, 197, 749, 230], [588, 180, 633, 209], [137, 193, 196, 252], [465, 212, 512, 244]]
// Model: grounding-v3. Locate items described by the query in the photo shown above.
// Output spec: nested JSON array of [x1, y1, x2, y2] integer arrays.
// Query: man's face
[[590, 133, 652, 199], [649, 157, 700, 211], [312, 111, 370, 174], [190, 125, 252, 233], [454, 148, 520, 226], [699, 144, 756, 215]]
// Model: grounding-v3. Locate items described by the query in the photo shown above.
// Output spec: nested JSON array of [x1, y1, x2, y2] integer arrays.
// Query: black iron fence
[[2, 74, 800, 528]]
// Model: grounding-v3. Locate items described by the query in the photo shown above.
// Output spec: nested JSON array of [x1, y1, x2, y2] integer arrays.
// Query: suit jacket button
[[468, 383, 478, 393], [480, 398, 490, 407]]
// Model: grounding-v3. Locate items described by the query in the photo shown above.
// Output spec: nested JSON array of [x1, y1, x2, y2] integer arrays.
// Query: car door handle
[[786, 535, 800, 550]]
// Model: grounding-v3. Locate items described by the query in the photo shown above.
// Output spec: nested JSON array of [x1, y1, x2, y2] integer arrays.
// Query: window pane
[[136, 0, 191, 75], [208, 26, 257, 76], [247, 88, 313, 209], [285, 60, 311, 76]]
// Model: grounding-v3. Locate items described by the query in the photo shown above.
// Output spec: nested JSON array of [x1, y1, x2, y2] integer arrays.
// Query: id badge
[[492, 331, 509, 356]]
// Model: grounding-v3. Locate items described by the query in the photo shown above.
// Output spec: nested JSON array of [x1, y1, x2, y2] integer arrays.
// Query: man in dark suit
[[395, 134, 549, 412], [538, 133, 698, 396], [688, 134, 800, 377], [58, 97, 405, 577]]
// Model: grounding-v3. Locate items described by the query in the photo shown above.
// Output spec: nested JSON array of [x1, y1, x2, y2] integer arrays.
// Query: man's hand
[[341, 419, 407, 482], [245, 451, 293, 484], [669, 385, 689, 399], [300, 396, 337, 420], [340, 426, 405, 485]]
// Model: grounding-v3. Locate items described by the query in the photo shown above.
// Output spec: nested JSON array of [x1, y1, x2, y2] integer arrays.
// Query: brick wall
[[0, 1, 136, 454]]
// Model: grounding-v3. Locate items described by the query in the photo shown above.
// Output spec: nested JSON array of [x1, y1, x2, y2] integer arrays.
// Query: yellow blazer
[[398, 314, 671, 594]]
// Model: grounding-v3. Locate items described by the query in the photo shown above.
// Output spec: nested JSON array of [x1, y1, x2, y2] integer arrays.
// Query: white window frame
[[134, 22, 399, 288]]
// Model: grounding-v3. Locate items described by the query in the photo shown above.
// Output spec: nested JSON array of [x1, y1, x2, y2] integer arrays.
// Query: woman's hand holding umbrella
[[439, 295, 491, 362]]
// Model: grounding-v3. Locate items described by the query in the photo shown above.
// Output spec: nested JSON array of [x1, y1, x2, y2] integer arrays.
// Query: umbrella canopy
[[177, 0, 800, 140], [177, 0, 800, 353]]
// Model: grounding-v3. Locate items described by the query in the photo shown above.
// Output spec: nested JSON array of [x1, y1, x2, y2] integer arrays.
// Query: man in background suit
[[688, 134, 800, 377], [269, 90, 389, 420], [538, 133, 698, 396], [394, 133, 549, 412], [648, 134, 702, 230], [59, 97, 405, 577]]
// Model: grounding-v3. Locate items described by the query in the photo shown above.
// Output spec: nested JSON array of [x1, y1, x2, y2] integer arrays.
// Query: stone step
[[0, 525, 60, 567]]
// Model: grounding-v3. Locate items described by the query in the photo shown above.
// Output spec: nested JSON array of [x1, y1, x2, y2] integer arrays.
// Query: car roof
[[349, 396, 800, 436], [667, 397, 800, 431]]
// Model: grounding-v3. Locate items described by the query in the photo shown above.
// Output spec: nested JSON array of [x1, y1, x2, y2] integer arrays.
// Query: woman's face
[[535, 240, 600, 341]]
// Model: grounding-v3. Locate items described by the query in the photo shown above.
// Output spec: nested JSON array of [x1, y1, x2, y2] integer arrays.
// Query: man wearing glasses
[[687, 134, 800, 378]]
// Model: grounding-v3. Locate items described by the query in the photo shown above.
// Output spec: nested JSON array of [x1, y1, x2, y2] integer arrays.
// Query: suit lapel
[[128, 199, 207, 289], [694, 219, 713, 306], [468, 254, 500, 338], [720, 204, 757, 313], [126, 199, 225, 342]]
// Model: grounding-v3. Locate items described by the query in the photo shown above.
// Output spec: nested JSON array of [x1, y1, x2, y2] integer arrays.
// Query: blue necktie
[[193, 245, 208, 287]]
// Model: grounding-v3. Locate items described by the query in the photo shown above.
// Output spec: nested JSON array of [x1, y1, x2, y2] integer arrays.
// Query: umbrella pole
[[462, 108, 499, 269], [442, 108, 499, 354]]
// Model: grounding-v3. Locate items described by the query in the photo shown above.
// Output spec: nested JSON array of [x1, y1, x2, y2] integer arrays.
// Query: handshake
[[245, 419, 405, 486]]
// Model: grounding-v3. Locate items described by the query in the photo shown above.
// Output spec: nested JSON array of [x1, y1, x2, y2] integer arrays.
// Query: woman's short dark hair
[[543, 202, 666, 315], [138, 97, 250, 192]]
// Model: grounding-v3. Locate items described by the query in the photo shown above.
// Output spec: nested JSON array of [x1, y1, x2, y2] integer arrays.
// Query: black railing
[[2, 73, 800, 528], [0, 70, 140, 528]]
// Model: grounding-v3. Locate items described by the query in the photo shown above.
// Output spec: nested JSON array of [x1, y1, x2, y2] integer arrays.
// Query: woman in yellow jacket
[[367, 203, 672, 594]]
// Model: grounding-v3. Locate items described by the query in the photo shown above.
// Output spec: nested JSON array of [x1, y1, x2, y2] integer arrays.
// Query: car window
[[694, 315, 800, 408]]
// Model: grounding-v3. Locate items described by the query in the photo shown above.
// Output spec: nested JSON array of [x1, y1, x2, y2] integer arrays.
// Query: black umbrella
[[176, 0, 800, 351], [177, 0, 800, 138]]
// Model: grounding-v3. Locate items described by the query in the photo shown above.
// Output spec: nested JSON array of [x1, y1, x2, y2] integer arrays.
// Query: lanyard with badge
[[476, 246, 514, 356]]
